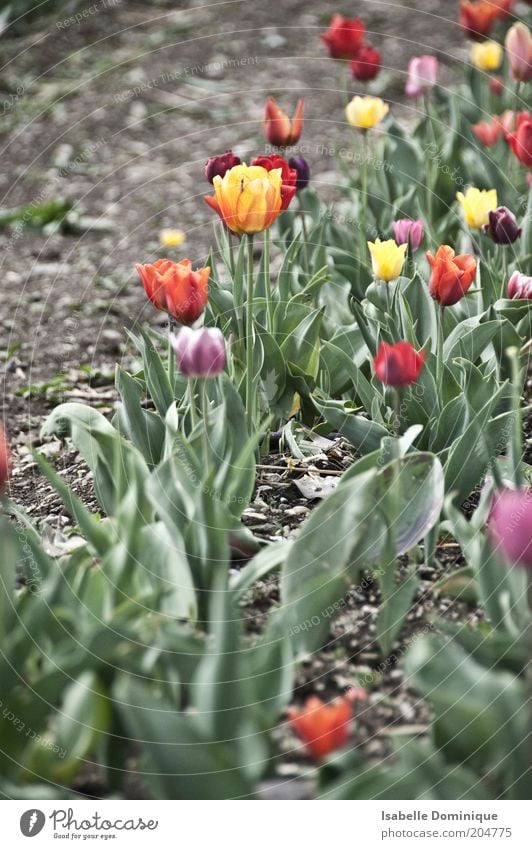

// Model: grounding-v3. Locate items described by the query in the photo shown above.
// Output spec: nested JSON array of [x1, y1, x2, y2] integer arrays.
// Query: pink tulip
[[171, 327, 226, 378], [392, 218, 424, 250], [405, 55, 438, 98], [488, 489, 532, 570], [508, 270, 532, 299], [505, 22, 532, 83]]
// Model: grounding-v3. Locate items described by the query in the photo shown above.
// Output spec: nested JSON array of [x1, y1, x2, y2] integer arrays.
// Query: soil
[[0, 0, 528, 799]]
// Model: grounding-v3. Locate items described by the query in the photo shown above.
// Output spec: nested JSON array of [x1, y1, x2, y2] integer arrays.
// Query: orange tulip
[[459, 0, 512, 40], [204, 163, 283, 235], [426, 246, 477, 307], [0, 424, 10, 491], [136, 258, 209, 325], [287, 692, 363, 760], [263, 96, 304, 147]]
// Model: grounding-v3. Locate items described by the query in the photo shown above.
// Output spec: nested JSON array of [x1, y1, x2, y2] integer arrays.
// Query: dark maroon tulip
[[483, 206, 521, 245], [288, 155, 311, 190], [204, 150, 241, 184]]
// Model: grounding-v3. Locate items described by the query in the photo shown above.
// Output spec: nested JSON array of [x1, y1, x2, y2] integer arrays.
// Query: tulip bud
[[288, 155, 310, 190], [471, 39, 503, 71], [456, 186, 498, 229], [488, 488, 532, 570], [505, 22, 532, 83], [263, 96, 304, 147], [136, 259, 209, 325], [287, 694, 356, 760], [204, 150, 241, 184], [374, 341, 425, 388], [346, 95, 389, 130], [426, 245, 477, 306], [350, 43, 381, 81], [367, 238, 407, 282], [472, 117, 502, 147], [392, 219, 424, 250], [171, 327, 226, 379], [321, 14, 365, 60], [508, 270, 532, 299], [507, 112, 532, 168], [0, 425, 10, 492], [483, 206, 521, 245], [405, 55, 438, 98]]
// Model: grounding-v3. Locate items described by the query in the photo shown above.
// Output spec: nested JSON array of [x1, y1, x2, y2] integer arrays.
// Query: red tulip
[[287, 691, 364, 760], [321, 13, 365, 60], [374, 341, 425, 388], [204, 150, 241, 184], [426, 245, 477, 307], [250, 154, 297, 211], [0, 425, 10, 492], [350, 43, 381, 81], [136, 259, 209, 325], [263, 96, 304, 147], [459, 0, 513, 40], [472, 117, 503, 147], [489, 76, 504, 95], [507, 112, 532, 168]]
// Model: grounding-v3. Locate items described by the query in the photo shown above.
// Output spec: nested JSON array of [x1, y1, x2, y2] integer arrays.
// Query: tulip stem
[[200, 380, 211, 473], [245, 233, 256, 433], [168, 321, 175, 395], [508, 346, 523, 489], [263, 227, 273, 332], [188, 378, 198, 430], [300, 209, 311, 278], [359, 132, 368, 262], [436, 305, 444, 392]]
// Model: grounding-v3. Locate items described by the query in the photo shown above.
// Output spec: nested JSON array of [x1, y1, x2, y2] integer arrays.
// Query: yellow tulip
[[367, 238, 407, 282], [456, 187, 498, 229], [159, 229, 186, 247], [204, 163, 283, 235], [345, 95, 389, 130], [471, 40, 503, 71]]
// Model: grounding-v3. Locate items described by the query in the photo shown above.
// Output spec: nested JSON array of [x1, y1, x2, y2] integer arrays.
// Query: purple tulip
[[488, 488, 532, 570], [288, 155, 310, 190], [204, 150, 241, 184], [392, 218, 424, 250], [171, 327, 226, 378], [405, 55, 438, 98], [508, 271, 532, 300], [483, 206, 521, 245]]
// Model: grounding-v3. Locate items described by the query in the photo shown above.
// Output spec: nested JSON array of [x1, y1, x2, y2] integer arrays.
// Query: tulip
[[459, 0, 512, 40], [483, 206, 521, 245], [367, 238, 407, 282], [456, 186, 498, 229], [405, 55, 438, 98], [346, 95, 389, 130], [426, 246, 477, 307], [204, 150, 241, 184], [263, 96, 304, 147], [489, 76, 504, 95], [0, 425, 10, 492], [136, 258, 209, 325], [505, 22, 532, 83], [159, 229, 185, 247], [171, 326, 226, 379], [288, 155, 310, 191], [350, 43, 381, 81], [508, 270, 532, 299], [392, 219, 424, 250], [471, 39, 503, 71], [204, 163, 283, 235], [472, 117, 503, 147], [507, 112, 532, 168], [374, 341, 425, 388], [250, 154, 297, 210], [287, 694, 358, 760], [488, 488, 532, 570], [321, 13, 365, 60]]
